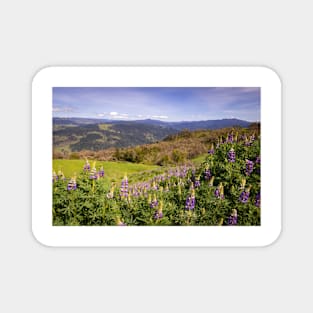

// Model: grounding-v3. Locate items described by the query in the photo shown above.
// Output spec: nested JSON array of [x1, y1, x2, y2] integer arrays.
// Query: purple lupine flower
[[227, 133, 234, 143], [245, 160, 254, 176], [214, 183, 224, 199], [154, 201, 163, 220], [208, 143, 214, 154], [154, 210, 163, 219], [239, 190, 250, 203], [204, 169, 211, 180], [208, 176, 215, 187], [227, 209, 238, 225], [89, 167, 98, 180], [228, 148, 236, 163], [150, 195, 158, 209], [255, 191, 261, 207], [52, 171, 58, 183], [98, 166, 104, 177], [256, 156, 260, 164], [67, 177, 77, 191], [195, 179, 200, 188], [185, 192, 195, 211], [120, 174, 128, 198], [83, 160, 90, 171]]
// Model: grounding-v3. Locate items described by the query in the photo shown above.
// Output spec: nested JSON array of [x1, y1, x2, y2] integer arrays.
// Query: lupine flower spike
[[120, 174, 128, 198], [214, 183, 224, 199], [98, 166, 104, 177], [208, 176, 215, 187], [239, 186, 251, 203], [53, 170, 58, 183], [185, 188, 195, 210], [245, 159, 254, 176], [195, 175, 200, 188], [154, 200, 163, 220], [227, 209, 238, 225], [150, 195, 158, 208], [204, 168, 211, 180], [107, 184, 115, 199], [228, 148, 236, 163], [255, 191, 261, 207], [240, 178, 246, 190], [58, 170, 66, 181], [208, 143, 214, 154], [67, 176, 77, 191], [83, 159, 90, 171], [89, 162, 98, 179]]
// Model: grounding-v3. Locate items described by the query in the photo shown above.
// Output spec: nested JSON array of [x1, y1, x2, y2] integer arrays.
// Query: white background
[[0, 1, 309, 312]]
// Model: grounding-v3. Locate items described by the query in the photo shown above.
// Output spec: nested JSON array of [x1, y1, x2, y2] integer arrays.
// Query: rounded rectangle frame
[[32, 66, 281, 247]]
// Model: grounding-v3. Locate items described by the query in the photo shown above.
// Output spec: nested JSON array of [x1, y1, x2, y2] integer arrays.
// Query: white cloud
[[53, 106, 75, 113], [152, 115, 169, 119], [112, 115, 129, 119], [110, 112, 118, 116], [97, 113, 105, 117]]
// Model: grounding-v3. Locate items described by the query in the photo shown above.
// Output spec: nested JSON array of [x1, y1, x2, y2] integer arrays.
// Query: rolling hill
[[53, 117, 252, 153]]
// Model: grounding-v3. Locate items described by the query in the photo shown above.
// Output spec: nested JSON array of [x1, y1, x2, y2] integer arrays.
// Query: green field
[[53, 159, 163, 188]]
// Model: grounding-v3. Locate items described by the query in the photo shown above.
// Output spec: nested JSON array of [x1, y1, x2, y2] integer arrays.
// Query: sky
[[53, 87, 260, 122]]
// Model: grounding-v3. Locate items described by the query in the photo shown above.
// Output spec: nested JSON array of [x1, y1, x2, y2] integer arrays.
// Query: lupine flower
[[228, 148, 236, 163], [204, 168, 211, 180], [185, 189, 195, 210], [255, 191, 261, 207], [150, 195, 158, 208], [83, 159, 90, 171], [107, 185, 115, 199], [98, 166, 104, 177], [120, 174, 128, 198], [234, 132, 238, 142], [208, 176, 215, 187], [154, 200, 163, 220], [151, 181, 158, 190], [89, 162, 98, 180], [195, 176, 200, 188], [240, 178, 246, 190], [227, 132, 234, 143], [245, 159, 254, 176], [256, 156, 260, 164], [208, 143, 214, 154], [67, 177, 77, 191], [214, 183, 224, 199], [52, 170, 58, 183], [239, 187, 251, 203], [227, 209, 238, 225], [57, 170, 66, 181]]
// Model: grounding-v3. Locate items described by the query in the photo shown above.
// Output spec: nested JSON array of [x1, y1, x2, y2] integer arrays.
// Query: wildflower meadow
[[52, 130, 261, 226]]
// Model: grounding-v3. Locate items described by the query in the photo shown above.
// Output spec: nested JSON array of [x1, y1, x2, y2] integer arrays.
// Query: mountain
[[53, 117, 252, 153]]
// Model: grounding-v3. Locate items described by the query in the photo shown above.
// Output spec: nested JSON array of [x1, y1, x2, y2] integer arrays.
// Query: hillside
[[53, 117, 252, 154], [54, 123, 260, 166]]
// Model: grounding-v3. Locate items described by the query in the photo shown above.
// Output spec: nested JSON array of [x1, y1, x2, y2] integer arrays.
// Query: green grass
[[191, 153, 208, 166], [53, 159, 162, 188]]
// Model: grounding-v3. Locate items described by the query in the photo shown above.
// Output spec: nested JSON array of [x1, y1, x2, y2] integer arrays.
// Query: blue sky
[[53, 87, 260, 122]]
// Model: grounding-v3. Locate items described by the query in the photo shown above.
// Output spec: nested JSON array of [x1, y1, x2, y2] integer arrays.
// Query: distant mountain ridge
[[53, 117, 252, 152], [53, 117, 251, 129]]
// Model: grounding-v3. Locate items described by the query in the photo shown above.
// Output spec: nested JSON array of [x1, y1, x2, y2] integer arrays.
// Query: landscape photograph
[[52, 87, 261, 226]]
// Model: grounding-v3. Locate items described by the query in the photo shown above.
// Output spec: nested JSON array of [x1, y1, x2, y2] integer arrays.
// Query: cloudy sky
[[53, 87, 260, 122]]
